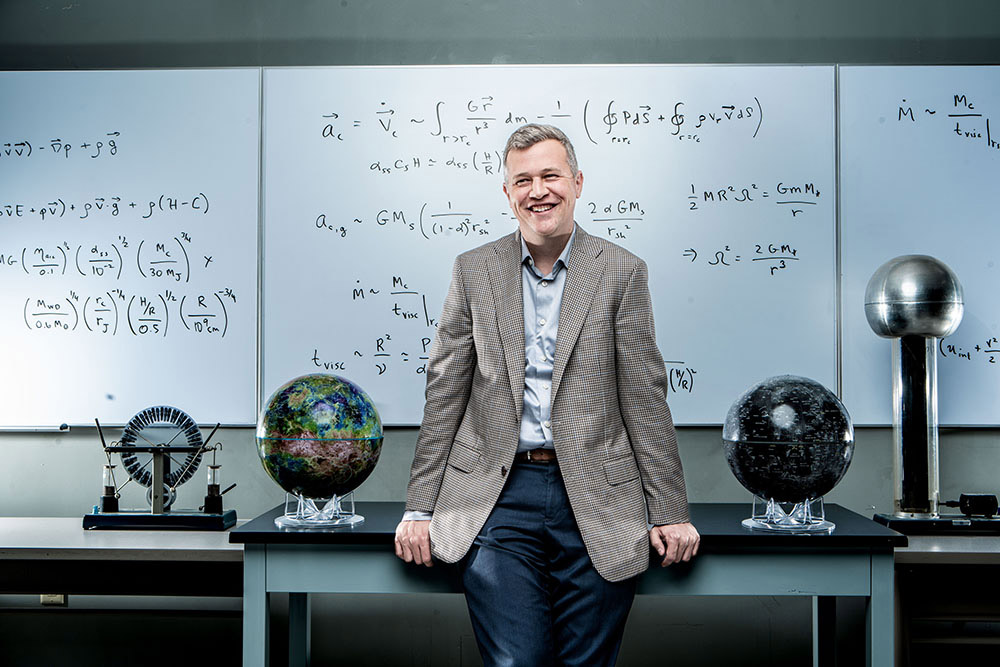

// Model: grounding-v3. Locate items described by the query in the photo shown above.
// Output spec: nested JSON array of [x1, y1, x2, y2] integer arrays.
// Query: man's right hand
[[394, 520, 433, 567]]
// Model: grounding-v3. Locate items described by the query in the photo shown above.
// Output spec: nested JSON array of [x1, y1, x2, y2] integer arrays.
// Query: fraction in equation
[[897, 94, 1000, 153], [665, 361, 697, 395], [20, 287, 235, 338], [682, 242, 800, 276], [587, 199, 645, 240], [310, 333, 433, 377], [4, 233, 206, 283], [352, 276, 437, 328], [687, 182, 821, 217], [939, 336, 1000, 365]]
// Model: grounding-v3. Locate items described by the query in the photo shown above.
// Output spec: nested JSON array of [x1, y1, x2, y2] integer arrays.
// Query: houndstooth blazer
[[405, 224, 690, 583]]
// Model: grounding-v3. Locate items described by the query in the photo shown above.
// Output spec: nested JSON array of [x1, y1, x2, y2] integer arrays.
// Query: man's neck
[[523, 232, 571, 277]]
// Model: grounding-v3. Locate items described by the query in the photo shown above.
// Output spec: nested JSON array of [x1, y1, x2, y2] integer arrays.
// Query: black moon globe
[[722, 375, 854, 503]]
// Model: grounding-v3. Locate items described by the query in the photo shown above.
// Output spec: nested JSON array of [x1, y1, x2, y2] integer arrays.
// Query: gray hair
[[502, 124, 579, 181]]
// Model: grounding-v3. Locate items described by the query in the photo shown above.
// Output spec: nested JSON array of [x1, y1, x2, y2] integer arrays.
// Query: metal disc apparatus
[[83, 406, 236, 530]]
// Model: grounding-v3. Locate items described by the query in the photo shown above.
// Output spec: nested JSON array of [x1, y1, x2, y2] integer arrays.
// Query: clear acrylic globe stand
[[274, 492, 364, 529], [743, 496, 834, 533]]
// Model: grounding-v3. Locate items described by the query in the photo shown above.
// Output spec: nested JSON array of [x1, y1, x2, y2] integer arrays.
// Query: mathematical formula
[[302, 274, 439, 378], [681, 242, 801, 276], [665, 361, 698, 395], [317, 95, 765, 149], [897, 92, 1000, 154], [0, 232, 225, 283], [1, 192, 210, 222], [940, 336, 1000, 366], [1, 132, 121, 160], [687, 181, 823, 218], [22, 287, 237, 338]]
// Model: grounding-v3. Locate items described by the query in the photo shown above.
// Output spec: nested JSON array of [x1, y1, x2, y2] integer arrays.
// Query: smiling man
[[395, 124, 698, 666]]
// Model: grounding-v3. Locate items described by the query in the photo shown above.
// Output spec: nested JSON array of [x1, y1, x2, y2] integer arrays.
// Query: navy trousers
[[462, 461, 637, 667]]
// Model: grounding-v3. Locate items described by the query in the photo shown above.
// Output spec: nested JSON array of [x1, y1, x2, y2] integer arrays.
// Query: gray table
[[231, 502, 905, 667], [0, 517, 243, 597], [893, 534, 1000, 666]]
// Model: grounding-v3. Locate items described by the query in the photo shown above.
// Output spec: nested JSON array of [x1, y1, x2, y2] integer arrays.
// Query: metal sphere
[[864, 255, 964, 338], [722, 375, 854, 503]]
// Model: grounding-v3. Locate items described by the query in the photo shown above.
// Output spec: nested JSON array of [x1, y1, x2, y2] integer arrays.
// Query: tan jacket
[[405, 225, 689, 582]]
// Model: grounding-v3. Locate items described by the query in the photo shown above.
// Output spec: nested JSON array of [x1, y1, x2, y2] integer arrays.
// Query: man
[[395, 124, 699, 666]]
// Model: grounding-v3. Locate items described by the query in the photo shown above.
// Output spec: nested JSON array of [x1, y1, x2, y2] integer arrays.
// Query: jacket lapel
[[487, 232, 526, 420], [552, 226, 605, 403]]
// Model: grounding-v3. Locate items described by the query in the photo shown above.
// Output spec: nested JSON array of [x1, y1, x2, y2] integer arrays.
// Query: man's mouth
[[528, 203, 556, 213]]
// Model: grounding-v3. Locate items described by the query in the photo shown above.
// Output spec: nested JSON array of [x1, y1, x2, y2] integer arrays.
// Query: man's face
[[503, 139, 583, 246]]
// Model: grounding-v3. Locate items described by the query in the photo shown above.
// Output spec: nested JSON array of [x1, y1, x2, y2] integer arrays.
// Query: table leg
[[813, 596, 837, 667], [289, 592, 311, 667], [868, 552, 894, 667], [243, 544, 270, 667]]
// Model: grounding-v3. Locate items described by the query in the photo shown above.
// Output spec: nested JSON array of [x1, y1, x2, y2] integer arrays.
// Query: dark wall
[[2, 0, 1000, 69]]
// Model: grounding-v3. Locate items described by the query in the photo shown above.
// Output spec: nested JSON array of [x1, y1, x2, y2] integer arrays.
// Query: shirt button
[[543, 384, 550, 391], [543, 420, 551, 428], [539, 319, 546, 326], [540, 281, 548, 287]]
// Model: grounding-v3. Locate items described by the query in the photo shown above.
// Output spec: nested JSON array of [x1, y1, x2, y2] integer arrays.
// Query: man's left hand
[[649, 522, 700, 566]]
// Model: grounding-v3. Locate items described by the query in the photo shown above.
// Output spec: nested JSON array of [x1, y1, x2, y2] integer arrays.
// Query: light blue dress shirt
[[517, 229, 574, 453], [402, 229, 575, 521]]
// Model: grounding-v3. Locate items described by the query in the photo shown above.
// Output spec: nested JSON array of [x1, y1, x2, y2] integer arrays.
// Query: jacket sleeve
[[404, 255, 477, 513], [614, 259, 690, 526]]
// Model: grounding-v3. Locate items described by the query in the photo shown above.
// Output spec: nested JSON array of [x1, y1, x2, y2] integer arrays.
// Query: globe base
[[274, 493, 364, 530], [742, 496, 834, 534]]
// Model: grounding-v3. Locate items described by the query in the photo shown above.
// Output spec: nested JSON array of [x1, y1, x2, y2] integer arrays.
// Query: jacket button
[[501, 466, 508, 477]]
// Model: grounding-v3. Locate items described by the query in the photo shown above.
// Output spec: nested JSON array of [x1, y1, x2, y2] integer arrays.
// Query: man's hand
[[395, 520, 433, 567], [649, 522, 700, 567]]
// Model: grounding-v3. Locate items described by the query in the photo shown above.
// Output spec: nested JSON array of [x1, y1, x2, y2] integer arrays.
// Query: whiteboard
[[262, 65, 837, 425], [841, 66, 1000, 425], [0, 70, 260, 427]]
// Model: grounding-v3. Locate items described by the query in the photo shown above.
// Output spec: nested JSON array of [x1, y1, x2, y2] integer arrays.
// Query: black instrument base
[[83, 509, 236, 530], [873, 512, 1000, 536]]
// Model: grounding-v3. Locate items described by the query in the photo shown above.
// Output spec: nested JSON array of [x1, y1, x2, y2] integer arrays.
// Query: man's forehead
[[506, 142, 572, 173]]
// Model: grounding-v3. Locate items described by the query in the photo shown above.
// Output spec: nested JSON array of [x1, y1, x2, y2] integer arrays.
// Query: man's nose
[[529, 177, 547, 197]]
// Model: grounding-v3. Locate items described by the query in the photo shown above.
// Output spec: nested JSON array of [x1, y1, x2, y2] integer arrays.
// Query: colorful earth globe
[[257, 373, 383, 499]]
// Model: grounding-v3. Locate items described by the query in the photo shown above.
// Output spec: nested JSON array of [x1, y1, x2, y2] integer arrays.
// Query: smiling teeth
[[530, 204, 554, 212]]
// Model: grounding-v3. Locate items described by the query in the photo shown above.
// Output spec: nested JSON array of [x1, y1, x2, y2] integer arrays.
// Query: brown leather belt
[[514, 448, 557, 464]]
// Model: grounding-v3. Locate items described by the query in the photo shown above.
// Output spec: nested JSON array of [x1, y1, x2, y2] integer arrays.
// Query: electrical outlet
[[40, 594, 67, 606]]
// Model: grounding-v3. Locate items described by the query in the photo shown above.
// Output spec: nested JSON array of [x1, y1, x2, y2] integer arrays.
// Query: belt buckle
[[525, 449, 532, 462]]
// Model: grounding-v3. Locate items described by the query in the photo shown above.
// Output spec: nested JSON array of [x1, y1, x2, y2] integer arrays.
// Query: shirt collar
[[520, 225, 576, 277]]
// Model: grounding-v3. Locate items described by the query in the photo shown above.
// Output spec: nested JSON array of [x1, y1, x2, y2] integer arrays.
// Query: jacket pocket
[[447, 441, 481, 473], [604, 455, 640, 486]]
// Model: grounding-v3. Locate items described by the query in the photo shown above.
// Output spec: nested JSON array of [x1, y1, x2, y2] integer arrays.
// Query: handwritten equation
[[314, 201, 498, 242], [1, 132, 121, 160], [368, 150, 504, 176], [665, 361, 698, 395], [304, 274, 438, 377], [314, 198, 650, 243], [940, 336, 1000, 366], [897, 92, 1000, 154], [1, 192, 210, 222], [317, 95, 765, 149], [687, 181, 823, 218], [22, 287, 237, 338], [310, 333, 434, 378], [681, 242, 801, 276], [0, 233, 226, 283]]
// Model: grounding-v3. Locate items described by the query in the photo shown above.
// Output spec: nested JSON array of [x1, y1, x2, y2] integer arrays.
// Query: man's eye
[[516, 179, 530, 186], [544, 174, 560, 180]]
